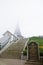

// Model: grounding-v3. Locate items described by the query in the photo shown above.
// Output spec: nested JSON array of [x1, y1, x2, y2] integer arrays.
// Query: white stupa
[[14, 23, 23, 39]]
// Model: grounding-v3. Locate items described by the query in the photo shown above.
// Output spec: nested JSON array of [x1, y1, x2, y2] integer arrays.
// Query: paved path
[[0, 58, 26, 65], [0, 58, 43, 65]]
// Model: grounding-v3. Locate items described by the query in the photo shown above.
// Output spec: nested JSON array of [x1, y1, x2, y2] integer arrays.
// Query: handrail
[[23, 38, 29, 52]]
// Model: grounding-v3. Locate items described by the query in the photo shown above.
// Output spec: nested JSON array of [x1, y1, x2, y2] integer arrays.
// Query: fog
[[0, 0, 43, 37]]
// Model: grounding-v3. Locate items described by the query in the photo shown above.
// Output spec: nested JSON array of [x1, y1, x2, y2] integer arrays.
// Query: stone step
[[0, 38, 27, 59], [25, 61, 43, 65]]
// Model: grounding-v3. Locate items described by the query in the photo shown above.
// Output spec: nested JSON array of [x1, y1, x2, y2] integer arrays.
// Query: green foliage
[[23, 49, 27, 56], [29, 36, 43, 45], [39, 48, 43, 53]]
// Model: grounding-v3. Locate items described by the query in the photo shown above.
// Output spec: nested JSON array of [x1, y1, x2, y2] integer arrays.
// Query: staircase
[[0, 38, 28, 59]]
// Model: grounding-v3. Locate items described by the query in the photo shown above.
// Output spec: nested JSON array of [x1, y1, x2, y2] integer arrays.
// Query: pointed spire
[[14, 23, 21, 36]]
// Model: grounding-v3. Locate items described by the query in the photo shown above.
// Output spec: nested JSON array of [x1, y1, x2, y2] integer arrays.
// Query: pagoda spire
[[14, 23, 21, 36]]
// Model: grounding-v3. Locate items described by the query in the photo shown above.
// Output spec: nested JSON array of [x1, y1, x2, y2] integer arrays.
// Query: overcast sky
[[0, 0, 43, 38]]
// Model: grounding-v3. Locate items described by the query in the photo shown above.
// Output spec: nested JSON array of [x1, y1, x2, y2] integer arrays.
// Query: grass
[[29, 36, 43, 45]]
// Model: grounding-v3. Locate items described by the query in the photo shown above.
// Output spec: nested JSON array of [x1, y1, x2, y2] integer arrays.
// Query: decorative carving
[[28, 42, 38, 61]]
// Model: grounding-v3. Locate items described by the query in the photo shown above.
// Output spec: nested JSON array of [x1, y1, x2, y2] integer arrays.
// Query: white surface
[[0, 36, 10, 45]]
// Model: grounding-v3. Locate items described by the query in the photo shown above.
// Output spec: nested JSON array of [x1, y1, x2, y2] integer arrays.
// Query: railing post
[[21, 52, 24, 60]]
